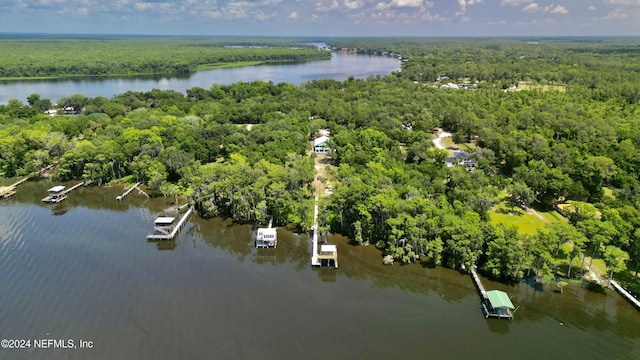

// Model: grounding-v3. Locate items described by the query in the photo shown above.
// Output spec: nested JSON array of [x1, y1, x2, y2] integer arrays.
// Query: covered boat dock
[[483, 290, 516, 319]]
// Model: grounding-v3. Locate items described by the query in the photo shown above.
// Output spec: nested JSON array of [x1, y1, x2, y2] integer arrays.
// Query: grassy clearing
[[489, 194, 562, 234], [517, 81, 566, 92], [439, 137, 456, 149], [590, 257, 608, 276]]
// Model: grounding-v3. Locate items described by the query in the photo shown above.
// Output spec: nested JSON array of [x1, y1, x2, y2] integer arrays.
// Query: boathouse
[[484, 290, 516, 319], [148, 216, 176, 240], [317, 244, 338, 268], [256, 220, 277, 248], [146, 206, 194, 241], [42, 185, 66, 203]]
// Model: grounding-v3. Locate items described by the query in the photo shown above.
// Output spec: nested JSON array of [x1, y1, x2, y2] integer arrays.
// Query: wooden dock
[[0, 177, 29, 199], [470, 267, 515, 319], [116, 182, 141, 201], [611, 280, 640, 311], [41, 182, 83, 203], [310, 197, 337, 268], [470, 267, 488, 301], [147, 206, 193, 241], [64, 182, 84, 194]]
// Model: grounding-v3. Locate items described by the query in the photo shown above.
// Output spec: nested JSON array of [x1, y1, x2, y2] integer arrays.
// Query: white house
[[313, 136, 331, 154]]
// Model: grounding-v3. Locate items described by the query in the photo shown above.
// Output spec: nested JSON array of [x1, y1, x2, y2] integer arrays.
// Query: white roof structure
[[48, 185, 65, 193], [320, 244, 337, 253], [154, 216, 176, 225], [314, 136, 330, 147], [257, 227, 277, 237]]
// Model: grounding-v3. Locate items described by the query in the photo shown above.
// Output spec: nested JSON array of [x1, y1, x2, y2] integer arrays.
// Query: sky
[[0, 0, 638, 37]]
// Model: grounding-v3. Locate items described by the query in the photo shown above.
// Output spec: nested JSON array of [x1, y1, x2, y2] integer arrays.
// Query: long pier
[[116, 182, 141, 201], [63, 182, 84, 195], [470, 267, 515, 319], [147, 206, 193, 241], [41, 182, 84, 203], [611, 280, 640, 311], [311, 198, 321, 266], [470, 267, 488, 301]]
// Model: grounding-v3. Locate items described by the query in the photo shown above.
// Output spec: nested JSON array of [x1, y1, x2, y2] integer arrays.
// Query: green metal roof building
[[484, 290, 516, 319]]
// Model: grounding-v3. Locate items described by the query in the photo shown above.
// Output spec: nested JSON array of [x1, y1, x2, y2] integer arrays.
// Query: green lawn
[[439, 137, 455, 149], [489, 194, 563, 234]]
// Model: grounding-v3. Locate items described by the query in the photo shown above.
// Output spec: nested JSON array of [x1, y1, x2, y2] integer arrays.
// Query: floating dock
[[41, 182, 83, 203], [470, 267, 516, 319], [147, 206, 193, 241], [610, 280, 640, 311], [256, 219, 277, 248]]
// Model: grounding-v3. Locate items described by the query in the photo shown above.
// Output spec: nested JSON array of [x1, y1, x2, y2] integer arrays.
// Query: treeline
[[1, 39, 640, 292], [0, 36, 330, 78], [329, 37, 640, 103]]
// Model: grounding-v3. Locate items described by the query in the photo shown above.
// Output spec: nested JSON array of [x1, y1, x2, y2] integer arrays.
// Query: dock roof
[[320, 244, 337, 252], [48, 185, 66, 193], [486, 290, 515, 310], [154, 216, 176, 225]]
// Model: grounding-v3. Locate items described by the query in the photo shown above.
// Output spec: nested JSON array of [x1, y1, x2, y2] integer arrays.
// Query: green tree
[[603, 245, 629, 282]]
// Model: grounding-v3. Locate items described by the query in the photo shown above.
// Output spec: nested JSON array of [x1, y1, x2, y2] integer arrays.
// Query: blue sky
[[0, 0, 638, 36]]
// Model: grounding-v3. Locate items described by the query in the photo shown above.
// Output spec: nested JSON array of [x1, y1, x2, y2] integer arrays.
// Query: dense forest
[[1, 37, 640, 296], [0, 35, 330, 78]]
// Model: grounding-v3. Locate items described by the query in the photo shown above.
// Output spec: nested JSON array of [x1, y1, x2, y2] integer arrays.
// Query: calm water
[[0, 181, 639, 359], [0, 52, 400, 104]]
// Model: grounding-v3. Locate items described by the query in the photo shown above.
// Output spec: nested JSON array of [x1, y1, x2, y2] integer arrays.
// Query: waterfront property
[[318, 244, 338, 268], [41, 182, 84, 203], [256, 219, 277, 248], [146, 206, 193, 241], [313, 136, 331, 154], [42, 185, 67, 203], [471, 266, 517, 319], [310, 195, 338, 268], [484, 290, 516, 319]]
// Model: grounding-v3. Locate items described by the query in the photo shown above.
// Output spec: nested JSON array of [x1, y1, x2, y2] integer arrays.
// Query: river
[[0, 181, 639, 359], [0, 52, 401, 104]]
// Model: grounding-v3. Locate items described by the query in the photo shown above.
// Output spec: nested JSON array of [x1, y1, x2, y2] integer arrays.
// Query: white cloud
[[605, 0, 640, 4], [288, 11, 298, 19], [550, 5, 568, 14], [605, 9, 628, 19], [485, 20, 507, 26], [374, 2, 389, 11], [500, 0, 531, 6], [457, 0, 483, 16], [255, 10, 277, 20], [390, 0, 423, 7], [588, 6, 596, 11], [521, 2, 568, 14], [343, 0, 364, 10], [315, 0, 340, 12], [522, 3, 540, 12]]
